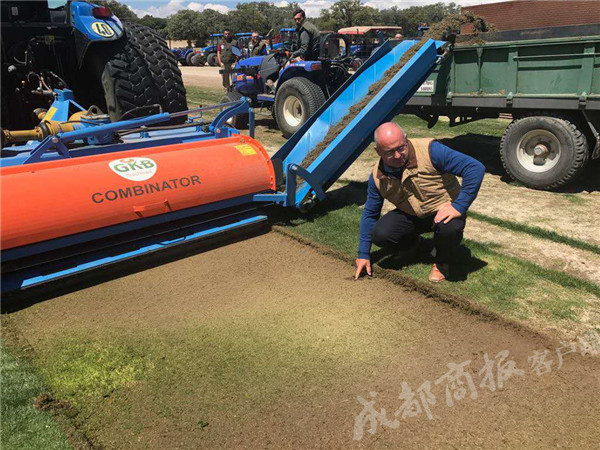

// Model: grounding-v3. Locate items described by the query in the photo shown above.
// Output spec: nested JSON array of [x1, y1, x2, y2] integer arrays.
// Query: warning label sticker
[[235, 144, 257, 156]]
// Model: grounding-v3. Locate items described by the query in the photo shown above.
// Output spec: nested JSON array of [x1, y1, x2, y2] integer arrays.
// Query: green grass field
[[1, 344, 72, 450]]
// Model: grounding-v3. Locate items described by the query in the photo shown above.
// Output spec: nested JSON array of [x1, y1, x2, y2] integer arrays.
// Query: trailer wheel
[[500, 114, 589, 189], [275, 77, 325, 138], [100, 23, 187, 123], [191, 54, 206, 66], [220, 91, 248, 130], [207, 53, 219, 66]]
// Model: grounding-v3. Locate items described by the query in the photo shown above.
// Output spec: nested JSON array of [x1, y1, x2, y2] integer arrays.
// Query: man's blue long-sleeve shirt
[[357, 141, 485, 259]]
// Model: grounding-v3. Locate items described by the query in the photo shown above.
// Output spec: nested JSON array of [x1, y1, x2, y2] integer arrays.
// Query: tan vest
[[372, 138, 461, 218]]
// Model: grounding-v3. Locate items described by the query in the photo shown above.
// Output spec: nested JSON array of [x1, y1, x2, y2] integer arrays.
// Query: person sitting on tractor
[[218, 29, 238, 91], [290, 8, 320, 62], [250, 32, 267, 56]]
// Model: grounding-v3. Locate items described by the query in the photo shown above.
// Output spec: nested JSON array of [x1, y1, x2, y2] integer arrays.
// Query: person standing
[[218, 29, 238, 91], [250, 32, 266, 56]]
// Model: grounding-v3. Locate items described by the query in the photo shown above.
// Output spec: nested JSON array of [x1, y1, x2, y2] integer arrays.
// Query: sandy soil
[[5, 233, 600, 449], [181, 65, 225, 91]]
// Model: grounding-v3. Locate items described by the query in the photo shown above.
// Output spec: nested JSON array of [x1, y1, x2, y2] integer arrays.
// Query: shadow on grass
[[272, 181, 488, 281], [372, 241, 488, 282], [270, 181, 369, 226]]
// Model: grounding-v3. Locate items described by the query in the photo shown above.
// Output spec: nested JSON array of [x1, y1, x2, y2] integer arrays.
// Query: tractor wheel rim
[[516, 129, 561, 173], [283, 95, 304, 127]]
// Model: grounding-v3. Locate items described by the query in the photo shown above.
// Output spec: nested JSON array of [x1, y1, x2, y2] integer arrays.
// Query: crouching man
[[355, 122, 485, 282]]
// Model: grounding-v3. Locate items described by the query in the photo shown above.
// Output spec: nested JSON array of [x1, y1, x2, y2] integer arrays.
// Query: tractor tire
[[191, 54, 206, 66], [220, 91, 248, 130], [274, 77, 325, 138], [207, 53, 219, 67], [185, 52, 194, 66], [100, 23, 187, 123], [500, 113, 589, 190]]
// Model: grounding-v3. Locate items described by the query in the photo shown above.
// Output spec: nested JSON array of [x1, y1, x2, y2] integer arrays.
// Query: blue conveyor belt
[[273, 39, 446, 208]]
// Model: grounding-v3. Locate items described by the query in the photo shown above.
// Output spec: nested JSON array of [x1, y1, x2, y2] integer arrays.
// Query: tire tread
[[500, 112, 589, 189]]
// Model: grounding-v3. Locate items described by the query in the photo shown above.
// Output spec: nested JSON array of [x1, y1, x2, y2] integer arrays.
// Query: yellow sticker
[[235, 144, 257, 156], [92, 21, 115, 38], [43, 107, 57, 121]]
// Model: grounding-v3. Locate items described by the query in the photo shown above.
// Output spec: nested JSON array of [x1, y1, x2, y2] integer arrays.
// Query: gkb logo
[[109, 157, 157, 181]]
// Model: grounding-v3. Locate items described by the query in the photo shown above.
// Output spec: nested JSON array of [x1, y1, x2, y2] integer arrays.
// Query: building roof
[[462, 0, 600, 32]]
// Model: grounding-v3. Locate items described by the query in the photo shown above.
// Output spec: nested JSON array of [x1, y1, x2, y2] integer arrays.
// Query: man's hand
[[355, 258, 372, 279], [434, 202, 462, 224]]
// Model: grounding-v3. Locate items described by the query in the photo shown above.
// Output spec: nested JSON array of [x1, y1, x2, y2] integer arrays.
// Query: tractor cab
[[203, 33, 223, 66], [209, 33, 223, 49], [235, 32, 254, 59], [271, 28, 297, 52], [338, 26, 403, 69]]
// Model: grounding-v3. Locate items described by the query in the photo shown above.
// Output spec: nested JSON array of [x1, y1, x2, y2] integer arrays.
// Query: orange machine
[[1, 135, 276, 250]]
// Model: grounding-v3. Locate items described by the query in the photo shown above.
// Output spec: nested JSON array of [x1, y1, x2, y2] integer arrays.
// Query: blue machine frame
[[1, 39, 448, 294]]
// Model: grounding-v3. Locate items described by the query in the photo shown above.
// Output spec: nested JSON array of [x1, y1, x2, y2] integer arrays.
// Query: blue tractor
[[171, 47, 197, 66], [1, 0, 187, 130], [221, 33, 352, 137], [200, 33, 223, 66]]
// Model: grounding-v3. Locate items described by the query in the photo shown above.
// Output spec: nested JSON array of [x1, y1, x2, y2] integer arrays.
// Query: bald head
[[375, 122, 405, 149], [374, 122, 408, 168]]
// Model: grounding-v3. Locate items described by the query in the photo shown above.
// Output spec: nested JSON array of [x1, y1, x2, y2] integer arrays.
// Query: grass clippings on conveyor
[[297, 12, 495, 175]]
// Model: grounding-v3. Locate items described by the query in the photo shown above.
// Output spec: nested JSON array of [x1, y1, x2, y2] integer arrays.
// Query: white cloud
[[188, 2, 231, 13], [131, 0, 183, 17], [297, 0, 332, 17], [274, 1, 290, 7], [131, 1, 230, 18]]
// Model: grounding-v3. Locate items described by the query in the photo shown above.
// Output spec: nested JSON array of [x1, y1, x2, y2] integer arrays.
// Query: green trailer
[[404, 25, 600, 189]]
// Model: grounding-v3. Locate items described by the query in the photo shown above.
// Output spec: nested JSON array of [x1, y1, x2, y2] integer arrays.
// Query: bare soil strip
[[3, 232, 599, 449], [473, 174, 600, 247], [465, 219, 600, 286]]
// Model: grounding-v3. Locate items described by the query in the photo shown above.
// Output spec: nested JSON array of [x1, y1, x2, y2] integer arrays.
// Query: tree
[[139, 15, 167, 31], [379, 2, 460, 36], [196, 9, 227, 45], [317, 0, 380, 30], [166, 9, 202, 47], [330, 0, 364, 28], [101, 0, 139, 23], [252, 1, 298, 33], [228, 3, 269, 35]]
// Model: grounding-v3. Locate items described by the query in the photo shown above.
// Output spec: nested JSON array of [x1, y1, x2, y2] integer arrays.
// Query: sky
[[122, 0, 507, 18]]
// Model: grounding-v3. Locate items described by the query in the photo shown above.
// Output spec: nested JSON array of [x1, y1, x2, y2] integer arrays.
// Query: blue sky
[[122, 0, 503, 18]]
